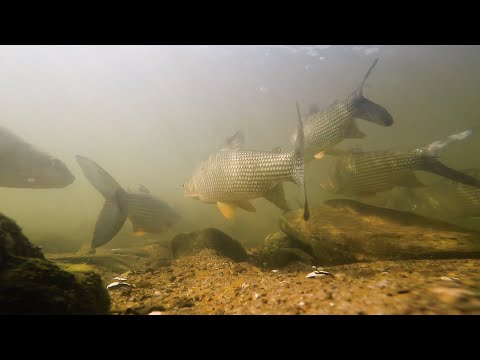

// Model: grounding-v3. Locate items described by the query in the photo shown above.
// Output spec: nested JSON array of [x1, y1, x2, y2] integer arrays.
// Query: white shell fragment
[[271, 270, 279, 273], [113, 277, 128, 281], [306, 269, 333, 279], [106, 281, 133, 290]]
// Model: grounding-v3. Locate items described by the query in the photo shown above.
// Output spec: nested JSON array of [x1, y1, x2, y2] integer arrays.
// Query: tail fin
[[352, 58, 393, 127], [419, 129, 480, 189], [292, 102, 310, 221], [75, 155, 129, 248], [421, 161, 480, 189], [422, 129, 473, 157], [75, 155, 125, 199]]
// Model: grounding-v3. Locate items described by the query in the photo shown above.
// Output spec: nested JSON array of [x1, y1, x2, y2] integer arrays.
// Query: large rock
[[260, 232, 313, 268], [171, 228, 248, 262], [280, 199, 480, 265], [0, 213, 110, 314]]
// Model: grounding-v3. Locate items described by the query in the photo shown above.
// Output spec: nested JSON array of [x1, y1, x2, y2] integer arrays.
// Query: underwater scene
[[1, 45, 480, 315]]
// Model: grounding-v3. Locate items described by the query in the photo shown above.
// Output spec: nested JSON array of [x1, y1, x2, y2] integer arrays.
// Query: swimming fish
[[295, 58, 393, 162], [322, 129, 480, 197], [183, 103, 310, 221], [75, 155, 180, 249]]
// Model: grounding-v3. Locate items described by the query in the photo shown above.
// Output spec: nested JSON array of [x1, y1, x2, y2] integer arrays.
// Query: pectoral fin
[[234, 200, 256, 212], [217, 202, 237, 219]]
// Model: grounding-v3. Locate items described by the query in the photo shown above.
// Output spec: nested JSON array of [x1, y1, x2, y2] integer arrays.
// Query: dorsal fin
[[220, 131, 245, 151], [355, 58, 379, 98]]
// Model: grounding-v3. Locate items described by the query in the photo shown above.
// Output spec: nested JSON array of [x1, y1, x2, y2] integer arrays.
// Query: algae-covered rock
[[280, 199, 480, 265], [171, 228, 248, 262], [0, 213, 110, 314], [260, 232, 313, 268], [0, 214, 44, 265]]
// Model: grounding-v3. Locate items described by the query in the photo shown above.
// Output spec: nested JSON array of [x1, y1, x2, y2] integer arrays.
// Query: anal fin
[[217, 202, 237, 219], [264, 183, 290, 211]]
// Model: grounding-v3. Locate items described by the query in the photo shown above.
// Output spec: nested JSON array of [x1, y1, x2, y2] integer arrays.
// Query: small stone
[[169, 275, 177, 282]]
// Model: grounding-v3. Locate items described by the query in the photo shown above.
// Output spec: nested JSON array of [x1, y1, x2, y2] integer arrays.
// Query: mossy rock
[[0, 213, 110, 314], [0, 214, 44, 266], [260, 232, 314, 268], [171, 228, 248, 262], [280, 199, 480, 265]]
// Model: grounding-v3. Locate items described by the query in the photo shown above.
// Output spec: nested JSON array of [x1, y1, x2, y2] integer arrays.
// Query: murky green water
[[1, 45, 479, 252]]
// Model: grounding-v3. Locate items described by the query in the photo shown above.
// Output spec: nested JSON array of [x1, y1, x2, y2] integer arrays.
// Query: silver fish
[[295, 58, 393, 162], [75, 155, 180, 249], [323, 129, 480, 197], [379, 169, 480, 219], [184, 103, 309, 221], [0, 125, 75, 188]]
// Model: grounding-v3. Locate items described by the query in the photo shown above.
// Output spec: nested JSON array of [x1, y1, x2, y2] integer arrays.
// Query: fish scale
[[194, 151, 295, 202], [184, 102, 309, 221], [304, 100, 358, 159], [298, 58, 393, 162], [127, 192, 179, 233], [326, 129, 480, 197], [332, 151, 424, 195]]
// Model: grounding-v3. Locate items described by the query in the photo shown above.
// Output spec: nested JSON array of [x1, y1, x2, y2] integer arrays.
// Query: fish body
[[324, 130, 480, 196], [184, 103, 309, 220], [298, 58, 393, 162], [387, 169, 480, 219], [0, 126, 75, 188], [75, 155, 180, 249]]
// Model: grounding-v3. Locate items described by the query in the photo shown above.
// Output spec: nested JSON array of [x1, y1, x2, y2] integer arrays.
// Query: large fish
[[322, 129, 480, 197], [296, 58, 394, 162], [183, 103, 310, 221], [75, 155, 180, 249], [0, 125, 75, 188], [376, 169, 480, 219]]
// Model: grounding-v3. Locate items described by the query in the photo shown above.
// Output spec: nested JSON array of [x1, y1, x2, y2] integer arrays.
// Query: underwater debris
[[113, 277, 128, 281]]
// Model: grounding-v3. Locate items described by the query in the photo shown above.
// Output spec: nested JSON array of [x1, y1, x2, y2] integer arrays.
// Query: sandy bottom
[[48, 246, 480, 315]]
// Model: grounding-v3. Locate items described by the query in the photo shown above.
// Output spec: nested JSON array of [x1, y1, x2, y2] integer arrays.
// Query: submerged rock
[[171, 228, 248, 262], [280, 199, 480, 265], [260, 232, 313, 268], [0, 213, 110, 314]]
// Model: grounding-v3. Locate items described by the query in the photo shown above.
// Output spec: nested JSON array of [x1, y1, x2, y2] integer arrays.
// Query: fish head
[[183, 177, 200, 199], [20, 154, 75, 188]]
